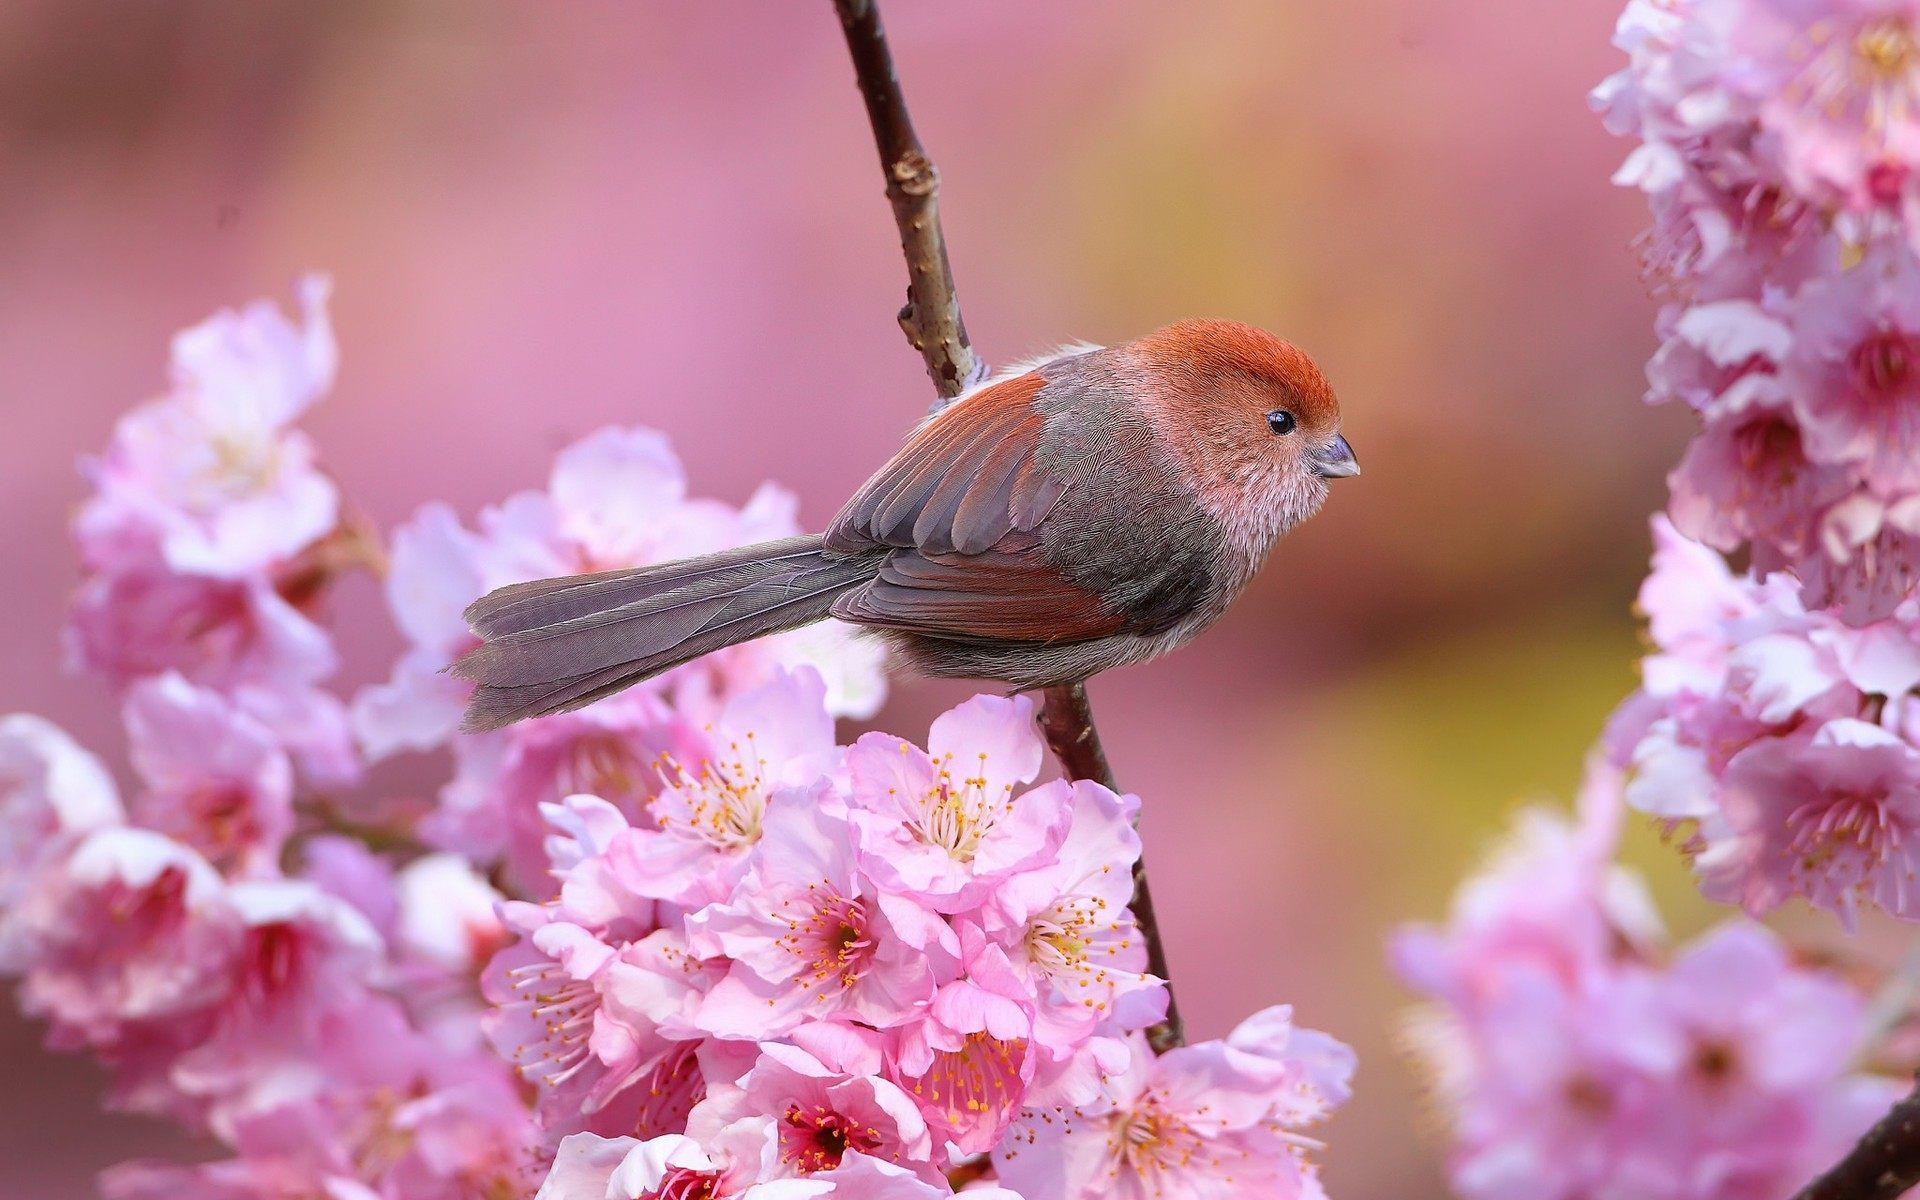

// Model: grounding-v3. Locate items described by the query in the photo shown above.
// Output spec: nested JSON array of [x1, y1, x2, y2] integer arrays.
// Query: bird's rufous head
[[1125, 318, 1357, 550]]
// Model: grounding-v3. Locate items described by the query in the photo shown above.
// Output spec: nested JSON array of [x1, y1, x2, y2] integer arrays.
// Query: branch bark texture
[[1792, 1079, 1920, 1200], [832, 0, 982, 407], [829, 0, 1185, 1052]]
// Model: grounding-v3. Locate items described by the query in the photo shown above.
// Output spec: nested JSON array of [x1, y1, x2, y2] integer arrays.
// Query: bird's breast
[[1037, 466, 1232, 639]]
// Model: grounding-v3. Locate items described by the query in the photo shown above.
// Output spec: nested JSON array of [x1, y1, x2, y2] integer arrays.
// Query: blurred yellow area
[[1323, 604, 1725, 934]]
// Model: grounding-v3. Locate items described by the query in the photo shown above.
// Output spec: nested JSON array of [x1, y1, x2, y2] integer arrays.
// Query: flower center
[[645, 1168, 720, 1200], [343, 1086, 420, 1179], [1732, 414, 1807, 485], [776, 892, 874, 991], [654, 743, 768, 853], [1857, 18, 1919, 82], [1786, 14, 1920, 151], [917, 1032, 1026, 1125], [1109, 1097, 1204, 1179], [106, 865, 191, 940], [781, 1102, 879, 1173], [1786, 789, 1901, 883], [180, 782, 260, 865], [198, 432, 281, 503], [1027, 919, 1090, 973], [240, 921, 306, 1005], [1025, 894, 1118, 982], [1691, 1038, 1740, 1083], [1850, 328, 1919, 397], [559, 734, 649, 802], [505, 960, 601, 1087], [633, 1041, 706, 1138], [1562, 1074, 1614, 1117], [914, 751, 1013, 862]]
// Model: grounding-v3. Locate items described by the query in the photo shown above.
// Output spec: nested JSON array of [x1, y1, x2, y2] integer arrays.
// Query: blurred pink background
[[0, 1, 1715, 1195]]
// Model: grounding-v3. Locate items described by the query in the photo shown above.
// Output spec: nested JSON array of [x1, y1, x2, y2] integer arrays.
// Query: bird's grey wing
[[824, 370, 1069, 557], [824, 369, 1124, 644]]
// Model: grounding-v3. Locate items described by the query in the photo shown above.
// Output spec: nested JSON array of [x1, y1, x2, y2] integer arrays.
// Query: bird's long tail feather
[[452, 534, 877, 731]]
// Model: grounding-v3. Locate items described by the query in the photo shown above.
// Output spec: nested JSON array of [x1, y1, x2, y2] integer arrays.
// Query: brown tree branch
[[1792, 1078, 1920, 1200], [831, 0, 984, 408], [828, 0, 1186, 1052], [1037, 683, 1187, 1054]]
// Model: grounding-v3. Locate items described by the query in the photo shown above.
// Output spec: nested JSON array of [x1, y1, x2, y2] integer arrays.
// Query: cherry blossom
[[1397, 791, 1898, 1200], [122, 674, 294, 876], [6, 828, 236, 1053], [76, 276, 339, 581], [617, 667, 842, 907], [1704, 718, 1920, 922], [844, 694, 1066, 913], [963, 780, 1161, 1058], [994, 1020, 1349, 1200], [688, 799, 950, 1037], [0, 714, 122, 910], [689, 1041, 937, 1180]]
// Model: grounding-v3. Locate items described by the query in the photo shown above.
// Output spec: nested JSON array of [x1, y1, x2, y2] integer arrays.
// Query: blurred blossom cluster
[[1594, 0, 1920, 923], [1394, 765, 1901, 1200], [0, 282, 1353, 1199], [1396, 3, 1920, 1188]]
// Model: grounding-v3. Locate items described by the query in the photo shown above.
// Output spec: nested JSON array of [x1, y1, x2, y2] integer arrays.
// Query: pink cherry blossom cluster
[[67, 275, 363, 789], [3, 281, 543, 1198], [500, 679, 1352, 1200], [1394, 763, 1903, 1200], [1594, 0, 1920, 921], [0, 281, 1354, 1200], [1399, 5, 1920, 1185], [1608, 519, 1920, 924]]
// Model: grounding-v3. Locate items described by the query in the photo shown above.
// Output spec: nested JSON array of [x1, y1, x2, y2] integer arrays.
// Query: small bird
[[454, 318, 1357, 731]]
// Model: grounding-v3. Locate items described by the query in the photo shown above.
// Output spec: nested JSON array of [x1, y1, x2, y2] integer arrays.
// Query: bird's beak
[[1312, 434, 1360, 479]]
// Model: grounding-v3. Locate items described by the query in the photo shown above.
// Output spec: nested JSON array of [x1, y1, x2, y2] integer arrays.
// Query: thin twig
[[1036, 683, 1187, 1054], [831, 0, 984, 408], [1791, 1078, 1920, 1200], [1861, 941, 1920, 1066], [1793, 940, 1920, 1200], [827, 0, 1187, 1054]]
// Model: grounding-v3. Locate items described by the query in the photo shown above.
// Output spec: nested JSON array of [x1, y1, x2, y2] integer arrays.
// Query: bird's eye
[[1266, 409, 1297, 436]]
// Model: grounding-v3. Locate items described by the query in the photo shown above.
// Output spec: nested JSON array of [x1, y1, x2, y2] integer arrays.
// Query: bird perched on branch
[[454, 318, 1358, 731]]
